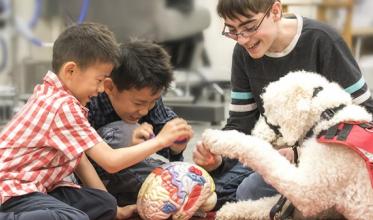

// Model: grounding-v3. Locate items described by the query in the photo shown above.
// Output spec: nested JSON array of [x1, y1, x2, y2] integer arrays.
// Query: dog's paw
[[216, 197, 280, 220], [202, 129, 244, 157], [215, 202, 243, 220]]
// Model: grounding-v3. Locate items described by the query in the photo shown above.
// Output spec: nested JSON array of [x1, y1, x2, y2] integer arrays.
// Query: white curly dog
[[202, 71, 373, 220]]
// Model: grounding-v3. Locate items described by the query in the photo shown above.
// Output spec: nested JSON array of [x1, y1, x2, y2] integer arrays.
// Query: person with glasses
[[193, 0, 373, 210]]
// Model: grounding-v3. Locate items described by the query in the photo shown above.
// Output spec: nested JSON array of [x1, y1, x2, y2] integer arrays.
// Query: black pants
[[0, 187, 117, 220], [99, 158, 164, 206]]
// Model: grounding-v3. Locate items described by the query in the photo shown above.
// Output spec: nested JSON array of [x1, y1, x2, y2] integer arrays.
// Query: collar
[[320, 104, 346, 121], [265, 13, 303, 58], [43, 71, 65, 90], [43, 70, 89, 113]]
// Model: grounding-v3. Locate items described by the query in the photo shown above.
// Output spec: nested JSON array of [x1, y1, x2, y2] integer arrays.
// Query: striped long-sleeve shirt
[[217, 15, 373, 174]]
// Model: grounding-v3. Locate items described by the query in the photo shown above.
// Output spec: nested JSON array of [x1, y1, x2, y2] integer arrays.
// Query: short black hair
[[217, 0, 275, 20], [52, 22, 120, 73], [111, 39, 173, 94]]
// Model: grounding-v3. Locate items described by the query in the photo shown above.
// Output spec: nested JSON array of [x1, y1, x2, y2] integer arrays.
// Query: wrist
[[153, 136, 168, 150]]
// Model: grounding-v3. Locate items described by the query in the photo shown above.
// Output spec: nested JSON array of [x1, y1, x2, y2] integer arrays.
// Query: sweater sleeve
[[318, 31, 373, 114], [219, 45, 260, 173]]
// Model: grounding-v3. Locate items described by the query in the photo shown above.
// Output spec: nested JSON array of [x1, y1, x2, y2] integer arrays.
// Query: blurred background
[[1, 1, 373, 150]]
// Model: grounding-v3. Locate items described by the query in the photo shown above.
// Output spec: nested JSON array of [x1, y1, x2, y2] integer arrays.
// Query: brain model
[[137, 162, 217, 220]]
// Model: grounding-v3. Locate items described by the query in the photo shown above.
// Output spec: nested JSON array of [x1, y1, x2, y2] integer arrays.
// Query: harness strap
[[337, 123, 353, 141], [269, 195, 295, 220], [264, 115, 281, 137], [324, 124, 339, 139], [319, 122, 355, 141], [320, 104, 346, 121], [292, 145, 299, 166], [270, 196, 287, 220]]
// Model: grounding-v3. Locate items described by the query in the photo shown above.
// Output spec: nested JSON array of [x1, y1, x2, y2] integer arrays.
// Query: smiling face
[[223, 2, 282, 59], [105, 79, 161, 124], [60, 61, 113, 106]]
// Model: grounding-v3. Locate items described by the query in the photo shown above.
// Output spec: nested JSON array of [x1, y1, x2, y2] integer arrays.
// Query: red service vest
[[317, 121, 373, 189]]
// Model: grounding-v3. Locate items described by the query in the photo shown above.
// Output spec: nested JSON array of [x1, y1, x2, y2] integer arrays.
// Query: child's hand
[[169, 139, 189, 155], [132, 123, 154, 145], [193, 141, 222, 172], [116, 204, 137, 219], [156, 118, 193, 148]]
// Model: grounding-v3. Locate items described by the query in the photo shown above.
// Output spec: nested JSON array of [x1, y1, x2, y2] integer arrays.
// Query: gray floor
[[167, 85, 231, 162], [182, 121, 223, 162]]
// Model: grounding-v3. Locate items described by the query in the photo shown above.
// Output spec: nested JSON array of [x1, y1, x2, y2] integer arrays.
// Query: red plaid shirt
[[0, 71, 102, 204]]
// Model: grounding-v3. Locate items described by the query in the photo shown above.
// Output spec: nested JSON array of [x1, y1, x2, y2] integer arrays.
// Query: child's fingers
[[138, 123, 153, 135], [193, 147, 208, 166], [196, 141, 212, 156], [173, 123, 193, 140], [135, 125, 154, 140], [193, 142, 213, 164]]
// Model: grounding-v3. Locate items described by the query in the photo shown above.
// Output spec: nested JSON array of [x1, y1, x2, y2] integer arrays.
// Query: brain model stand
[[137, 162, 217, 220]]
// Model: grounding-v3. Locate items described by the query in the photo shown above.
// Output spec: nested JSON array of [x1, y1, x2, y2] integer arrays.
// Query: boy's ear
[[61, 61, 78, 79], [272, 1, 282, 20], [103, 78, 115, 95]]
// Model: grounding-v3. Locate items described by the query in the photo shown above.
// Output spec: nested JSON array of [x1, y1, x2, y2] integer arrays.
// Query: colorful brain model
[[137, 162, 217, 220]]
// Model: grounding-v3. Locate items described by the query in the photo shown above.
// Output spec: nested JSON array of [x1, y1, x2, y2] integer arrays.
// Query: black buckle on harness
[[320, 104, 346, 121], [269, 195, 295, 220]]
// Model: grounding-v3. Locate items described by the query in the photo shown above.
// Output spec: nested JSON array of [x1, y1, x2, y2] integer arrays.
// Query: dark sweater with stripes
[[214, 15, 373, 175]]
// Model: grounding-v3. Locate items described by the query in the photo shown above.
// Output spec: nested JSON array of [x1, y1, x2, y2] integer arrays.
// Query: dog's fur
[[202, 71, 373, 220]]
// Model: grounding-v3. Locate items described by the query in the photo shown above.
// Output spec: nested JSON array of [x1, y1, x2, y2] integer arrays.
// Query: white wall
[[4, 0, 373, 86], [194, 0, 316, 81], [196, 0, 236, 81]]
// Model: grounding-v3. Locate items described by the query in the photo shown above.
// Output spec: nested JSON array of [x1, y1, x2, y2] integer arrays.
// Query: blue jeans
[[212, 161, 278, 210], [212, 161, 253, 209], [236, 172, 278, 201], [0, 187, 116, 220], [95, 121, 165, 206], [97, 121, 139, 149]]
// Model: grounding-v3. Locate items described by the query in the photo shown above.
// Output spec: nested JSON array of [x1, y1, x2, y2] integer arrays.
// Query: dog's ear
[[252, 116, 276, 142], [310, 82, 352, 113], [252, 116, 288, 149]]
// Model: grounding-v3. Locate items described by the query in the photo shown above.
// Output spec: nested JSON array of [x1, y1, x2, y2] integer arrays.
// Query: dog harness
[[317, 121, 373, 188]]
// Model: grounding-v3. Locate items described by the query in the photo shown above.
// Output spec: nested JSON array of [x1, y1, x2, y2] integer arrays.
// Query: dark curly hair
[[111, 39, 173, 94], [217, 0, 275, 20]]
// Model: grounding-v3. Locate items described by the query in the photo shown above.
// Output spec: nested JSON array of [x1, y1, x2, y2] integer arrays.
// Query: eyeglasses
[[222, 4, 272, 41]]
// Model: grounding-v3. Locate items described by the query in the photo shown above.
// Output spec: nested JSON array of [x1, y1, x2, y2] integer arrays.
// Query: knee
[[65, 210, 90, 220], [98, 192, 117, 219], [97, 121, 137, 148], [236, 175, 257, 201], [236, 172, 277, 201]]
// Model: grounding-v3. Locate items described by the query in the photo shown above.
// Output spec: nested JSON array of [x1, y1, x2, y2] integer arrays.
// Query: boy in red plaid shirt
[[0, 23, 193, 220]]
